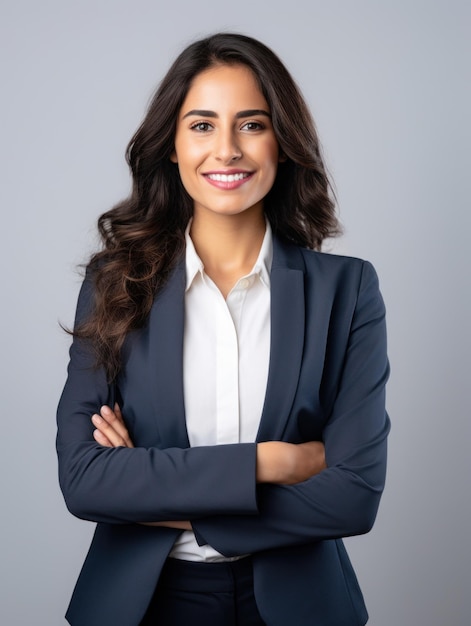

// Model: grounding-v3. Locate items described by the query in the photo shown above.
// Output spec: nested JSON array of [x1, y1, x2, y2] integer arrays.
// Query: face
[[171, 64, 282, 221]]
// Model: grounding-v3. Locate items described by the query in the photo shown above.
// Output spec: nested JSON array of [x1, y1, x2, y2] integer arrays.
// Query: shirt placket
[[215, 294, 239, 444], [215, 280, 251, 445]]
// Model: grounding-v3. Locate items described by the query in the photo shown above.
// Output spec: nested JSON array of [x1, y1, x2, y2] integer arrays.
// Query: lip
[[202, 170, 254, 190]]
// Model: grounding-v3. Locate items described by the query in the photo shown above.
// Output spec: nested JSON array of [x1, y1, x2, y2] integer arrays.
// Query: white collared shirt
[[169, 221, 272, 561]]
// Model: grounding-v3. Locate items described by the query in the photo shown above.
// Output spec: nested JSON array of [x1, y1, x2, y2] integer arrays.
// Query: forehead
[[180, 64, 268, 113]]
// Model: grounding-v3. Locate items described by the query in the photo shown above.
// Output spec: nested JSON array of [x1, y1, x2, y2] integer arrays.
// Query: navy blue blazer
[[57, 235, 390, 626]]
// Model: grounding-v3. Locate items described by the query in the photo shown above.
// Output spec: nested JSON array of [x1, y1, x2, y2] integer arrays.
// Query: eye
[[190, 121, 213, 132], [241, 120, 265, 131]]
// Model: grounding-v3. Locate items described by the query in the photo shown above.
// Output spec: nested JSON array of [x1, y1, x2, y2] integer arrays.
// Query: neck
[[189, 207, 266, 297]]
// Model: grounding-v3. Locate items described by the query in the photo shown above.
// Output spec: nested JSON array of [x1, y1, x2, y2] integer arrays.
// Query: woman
[[57, 33, 390, 626]]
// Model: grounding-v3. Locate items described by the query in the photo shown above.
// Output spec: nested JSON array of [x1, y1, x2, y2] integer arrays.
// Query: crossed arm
[[58, 259, 389, 552], [91, 403, 327, 530]]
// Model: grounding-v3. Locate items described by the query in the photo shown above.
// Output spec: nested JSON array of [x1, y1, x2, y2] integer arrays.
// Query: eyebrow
[[182, 109, 271, 120]]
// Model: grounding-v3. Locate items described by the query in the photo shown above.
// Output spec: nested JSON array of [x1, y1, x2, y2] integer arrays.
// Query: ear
[[170, 150, 178, 163], [278, 149, 287, 163]]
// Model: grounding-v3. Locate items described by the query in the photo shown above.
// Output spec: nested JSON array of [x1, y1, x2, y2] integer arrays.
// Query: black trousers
[[141, 556, 266, 625]]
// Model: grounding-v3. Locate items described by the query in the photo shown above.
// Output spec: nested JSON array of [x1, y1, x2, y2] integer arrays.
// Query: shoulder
[[299, 248, 379, 289], [297, 249, 385, 321], [295, 251, 387, 347], [272, 236, 382, 297], [273, 235, 367, 273], [300, 247, 368, 271]]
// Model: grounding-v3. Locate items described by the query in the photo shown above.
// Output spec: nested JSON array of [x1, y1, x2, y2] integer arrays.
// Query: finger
[[93, 428, 113, 447], [91, 413, 127, 448], [101, 405, 124, 430], [114, 403, 124, 422], [112, 403, 131, 444], [100, 405, 134, 448]]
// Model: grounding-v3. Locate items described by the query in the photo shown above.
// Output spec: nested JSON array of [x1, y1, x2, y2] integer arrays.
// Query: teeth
[[207, 173, 249, 182]]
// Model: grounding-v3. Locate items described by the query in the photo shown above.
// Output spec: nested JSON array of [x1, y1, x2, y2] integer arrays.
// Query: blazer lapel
[[148, 261, 190, 448], [147, 238, 306, 447], [257, 237, 306, 442]]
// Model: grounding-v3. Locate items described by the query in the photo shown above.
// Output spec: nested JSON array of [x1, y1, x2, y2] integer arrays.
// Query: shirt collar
[[184, 218, 273, 292], [185, 220, 204, 291]]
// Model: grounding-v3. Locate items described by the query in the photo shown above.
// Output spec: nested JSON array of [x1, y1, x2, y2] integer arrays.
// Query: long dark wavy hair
[[74, 33, 341, 381]]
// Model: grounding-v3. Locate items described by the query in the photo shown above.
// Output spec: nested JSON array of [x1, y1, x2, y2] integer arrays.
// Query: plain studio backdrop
[[1, 1, 469, 624]]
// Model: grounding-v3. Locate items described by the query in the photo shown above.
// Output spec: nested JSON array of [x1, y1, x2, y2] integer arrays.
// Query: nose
[[214, 128, 242, 163]]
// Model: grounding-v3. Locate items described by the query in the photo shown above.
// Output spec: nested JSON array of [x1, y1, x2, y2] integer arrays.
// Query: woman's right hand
[[256, 441, 326, 485], [91, 404, 134, 448]]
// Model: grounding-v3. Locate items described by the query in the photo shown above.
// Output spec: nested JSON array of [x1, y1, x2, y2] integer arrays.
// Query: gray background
[[1, 1, 469, 624]]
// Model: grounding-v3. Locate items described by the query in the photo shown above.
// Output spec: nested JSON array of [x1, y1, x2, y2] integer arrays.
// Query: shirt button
[[238, 278, 250, 289]]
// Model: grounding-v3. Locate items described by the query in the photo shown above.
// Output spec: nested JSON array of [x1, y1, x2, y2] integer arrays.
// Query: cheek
[[259, 138, 280, 169], [176, 164, 197, 197], [175, 144, 206, 175], [262, 142, 281, 177]]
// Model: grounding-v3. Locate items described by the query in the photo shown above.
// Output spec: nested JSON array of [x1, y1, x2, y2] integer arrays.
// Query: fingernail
[[92, 414, 102, 424]]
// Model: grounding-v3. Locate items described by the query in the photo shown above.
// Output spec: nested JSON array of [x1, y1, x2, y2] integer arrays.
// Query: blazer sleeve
[[192, 260, 390, 555], [56, 270, 258, 525]]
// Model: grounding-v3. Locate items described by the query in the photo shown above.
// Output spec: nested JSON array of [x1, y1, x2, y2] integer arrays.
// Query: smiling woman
[[57, 33, 389, 626], [170, 64, 283, 294], [171, 64, 281, 224]]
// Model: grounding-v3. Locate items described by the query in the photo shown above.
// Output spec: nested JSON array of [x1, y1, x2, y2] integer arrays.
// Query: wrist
[[256, 442, 294, 484]]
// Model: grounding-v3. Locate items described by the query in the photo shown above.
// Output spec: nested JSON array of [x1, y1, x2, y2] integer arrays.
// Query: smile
[[206, 172, 251, 182], [203, 171, 254, 190]]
